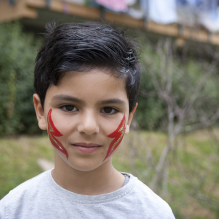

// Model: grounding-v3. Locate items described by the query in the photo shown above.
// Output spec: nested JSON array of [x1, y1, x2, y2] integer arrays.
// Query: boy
[[0, 22, 175, 218]]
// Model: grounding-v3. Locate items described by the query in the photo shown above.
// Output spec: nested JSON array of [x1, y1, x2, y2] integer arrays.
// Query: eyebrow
[[99, 99, 126, 106], [51, 94, 126, 106], [52, 94, 84, 104]]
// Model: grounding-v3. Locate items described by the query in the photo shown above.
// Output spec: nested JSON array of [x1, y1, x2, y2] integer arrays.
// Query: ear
[[33, 94, 47, 130], [125, 103, 138, 134]]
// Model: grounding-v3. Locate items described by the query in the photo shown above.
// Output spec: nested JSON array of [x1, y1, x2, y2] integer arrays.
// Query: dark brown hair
[[34, 22, 140, 112]]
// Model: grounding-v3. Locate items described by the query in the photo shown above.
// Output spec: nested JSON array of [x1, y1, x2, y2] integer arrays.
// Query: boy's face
[[34, 69, 136, 172]]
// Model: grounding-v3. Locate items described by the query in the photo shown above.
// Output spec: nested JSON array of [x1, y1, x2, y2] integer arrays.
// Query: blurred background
[[0, 0, 219, 218]]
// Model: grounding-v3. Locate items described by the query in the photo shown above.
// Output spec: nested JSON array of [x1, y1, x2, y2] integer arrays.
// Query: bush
[[136, 40, 219, 130], [0, 22, 42, 136]]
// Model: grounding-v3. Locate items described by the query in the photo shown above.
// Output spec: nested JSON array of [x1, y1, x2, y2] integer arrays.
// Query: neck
[[52, 153, 125, 195]]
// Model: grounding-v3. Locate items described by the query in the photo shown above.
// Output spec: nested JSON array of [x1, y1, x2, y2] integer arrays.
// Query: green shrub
[[137, 40, 219, 130], [0, 22, 42, 136]]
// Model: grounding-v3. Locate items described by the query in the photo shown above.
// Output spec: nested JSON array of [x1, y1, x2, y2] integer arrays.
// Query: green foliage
[[0, 22, 42, 136], [136, 40, 219, 130]]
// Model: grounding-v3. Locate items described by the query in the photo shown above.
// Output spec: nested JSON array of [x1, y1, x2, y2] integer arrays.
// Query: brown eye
[[101, 107, 117, 114], [61, 105, 77, 112]]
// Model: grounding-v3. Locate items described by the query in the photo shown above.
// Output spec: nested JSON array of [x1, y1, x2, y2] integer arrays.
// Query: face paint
[[132, 104, 137, 115], [47, 109, 69, 159], [103, 114, 126, 161]]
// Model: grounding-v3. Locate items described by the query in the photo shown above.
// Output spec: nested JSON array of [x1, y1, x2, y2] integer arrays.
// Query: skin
[[104, 114, 126, 161], [47, 109, 68, 159], [33, 69, 137, 195]]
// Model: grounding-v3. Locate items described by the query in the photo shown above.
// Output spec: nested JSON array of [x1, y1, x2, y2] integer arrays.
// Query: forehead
[[46, 69, 128, 103]]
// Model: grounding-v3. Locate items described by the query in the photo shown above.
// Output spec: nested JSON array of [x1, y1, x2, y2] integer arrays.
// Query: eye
[[60, 105, 78, 112], [101, 107, 118, 115]]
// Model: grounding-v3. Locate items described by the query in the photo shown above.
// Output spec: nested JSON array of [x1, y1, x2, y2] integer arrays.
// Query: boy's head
[[33, 22, 140, 171], [34, 22, 140, 113]]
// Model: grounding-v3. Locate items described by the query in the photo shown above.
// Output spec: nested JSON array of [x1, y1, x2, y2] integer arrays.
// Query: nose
[[77, 111, 99, 135]]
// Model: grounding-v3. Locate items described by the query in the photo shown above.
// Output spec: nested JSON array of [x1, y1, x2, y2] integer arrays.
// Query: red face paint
[[103, 115, 126, 161], [47, 109, 69, 159]]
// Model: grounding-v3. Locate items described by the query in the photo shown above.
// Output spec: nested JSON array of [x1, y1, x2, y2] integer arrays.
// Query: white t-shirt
[[0, 170, 175, 219]]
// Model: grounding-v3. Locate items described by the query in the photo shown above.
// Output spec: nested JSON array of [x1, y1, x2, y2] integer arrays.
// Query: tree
[[0, 22, 42, 136]]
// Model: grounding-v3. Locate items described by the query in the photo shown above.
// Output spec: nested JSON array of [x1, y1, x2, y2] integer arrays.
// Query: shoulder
[[0, 170, 51, 214], [125, 173, 175, 219], [1, 170, 50, 200]]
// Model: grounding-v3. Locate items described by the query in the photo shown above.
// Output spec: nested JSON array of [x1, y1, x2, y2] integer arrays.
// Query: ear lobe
[[125, 124, 130, 134], [33, 94, 47, 130], [125, 103, 138, 135]]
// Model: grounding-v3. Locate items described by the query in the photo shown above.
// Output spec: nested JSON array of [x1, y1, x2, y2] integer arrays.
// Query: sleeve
[[0, 198, 5, 219], [0, 195, 9, 219]]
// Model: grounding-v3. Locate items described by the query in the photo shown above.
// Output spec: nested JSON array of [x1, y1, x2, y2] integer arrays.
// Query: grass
[[0, 130, 219, 219], [114, 130, 219, 219], [0, 135, 53, 198]]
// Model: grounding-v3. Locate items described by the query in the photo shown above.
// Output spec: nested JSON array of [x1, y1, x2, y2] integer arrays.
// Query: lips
[[72, 143, 102, 154]]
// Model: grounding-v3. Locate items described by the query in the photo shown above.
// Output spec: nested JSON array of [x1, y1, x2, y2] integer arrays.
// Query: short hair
[[34, 22, 140, 112]]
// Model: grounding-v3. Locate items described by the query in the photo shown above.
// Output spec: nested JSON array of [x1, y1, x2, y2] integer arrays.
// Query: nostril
[[77, 117, 99, 135], [78, 125, 99, 135]]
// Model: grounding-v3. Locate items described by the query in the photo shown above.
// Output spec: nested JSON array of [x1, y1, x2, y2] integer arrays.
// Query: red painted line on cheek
[[103, 114, 126, 162], [47, 109, 69, 159]]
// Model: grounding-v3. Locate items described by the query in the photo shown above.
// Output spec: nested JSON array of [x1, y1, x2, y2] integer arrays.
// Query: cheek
[[47, 109, 69, 159], [55, 121, 71, 135], [103, 114, 126, 161], [51, 113, 75, 138]]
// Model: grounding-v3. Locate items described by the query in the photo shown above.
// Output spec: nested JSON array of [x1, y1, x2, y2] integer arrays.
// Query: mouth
[[71, 143, 102, 154]]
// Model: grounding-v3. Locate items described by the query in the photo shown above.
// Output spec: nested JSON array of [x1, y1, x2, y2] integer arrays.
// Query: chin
[[56, 151, 106, 172], [67, 160, 104, 172]]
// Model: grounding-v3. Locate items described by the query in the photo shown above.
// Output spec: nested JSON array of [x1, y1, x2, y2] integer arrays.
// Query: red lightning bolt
[[103, 115, 126, 161], [47, 109, 69, 159]]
